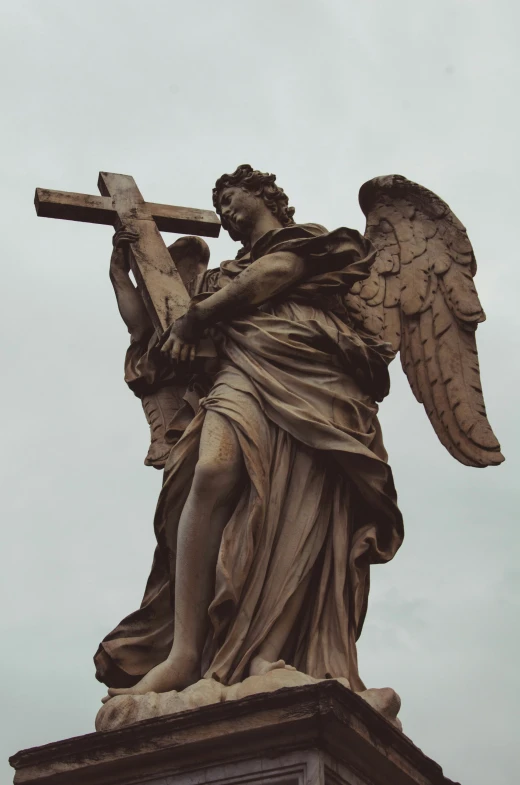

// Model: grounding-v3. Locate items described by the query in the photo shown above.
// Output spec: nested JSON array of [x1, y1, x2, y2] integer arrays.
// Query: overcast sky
[[1, 2, 519, 783]]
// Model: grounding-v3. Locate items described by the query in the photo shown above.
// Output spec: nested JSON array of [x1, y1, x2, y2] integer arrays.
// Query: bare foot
[[102, 651, 199, 703], [249, 656, 297, 677]]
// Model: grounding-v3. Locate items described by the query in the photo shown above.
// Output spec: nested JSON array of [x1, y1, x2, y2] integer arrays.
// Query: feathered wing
[[345, 174, 503, 468], [167, 235, 211, 291]]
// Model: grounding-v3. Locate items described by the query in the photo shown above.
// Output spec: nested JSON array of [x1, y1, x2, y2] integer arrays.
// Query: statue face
[[218, 186, 265, 238]]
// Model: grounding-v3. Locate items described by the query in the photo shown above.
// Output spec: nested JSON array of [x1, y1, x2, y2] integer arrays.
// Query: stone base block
[[9, 681, 459, 785]]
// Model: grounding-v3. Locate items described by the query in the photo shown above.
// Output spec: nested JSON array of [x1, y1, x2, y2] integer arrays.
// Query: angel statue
[[96, 165, 503, 711]]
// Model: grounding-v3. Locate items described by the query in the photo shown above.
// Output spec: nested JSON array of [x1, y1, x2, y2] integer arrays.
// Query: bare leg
[[249, 574, 311, 676], [106, 412, 243, 699]]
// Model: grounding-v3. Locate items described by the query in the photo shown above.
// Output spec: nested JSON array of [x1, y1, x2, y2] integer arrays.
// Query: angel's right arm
[[190, 250, 306, 327], [109, 234, 153, 343]]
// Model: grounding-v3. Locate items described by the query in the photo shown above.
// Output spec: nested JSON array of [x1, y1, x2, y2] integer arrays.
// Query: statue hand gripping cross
[[35, 172, 221, 344]]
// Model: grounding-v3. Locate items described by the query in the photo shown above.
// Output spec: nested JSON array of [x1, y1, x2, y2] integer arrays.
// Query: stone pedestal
[[9, 682, 459, 785]]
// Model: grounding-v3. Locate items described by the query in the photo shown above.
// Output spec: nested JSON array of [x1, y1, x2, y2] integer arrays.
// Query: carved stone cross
[[35, 172, 221, 335]]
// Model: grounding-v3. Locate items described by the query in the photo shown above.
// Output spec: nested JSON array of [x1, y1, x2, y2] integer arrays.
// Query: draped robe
[[94, 223, 404, 693]]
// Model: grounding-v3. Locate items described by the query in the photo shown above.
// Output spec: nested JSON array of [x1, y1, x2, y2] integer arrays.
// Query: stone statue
[[73, 164, 501, 716]]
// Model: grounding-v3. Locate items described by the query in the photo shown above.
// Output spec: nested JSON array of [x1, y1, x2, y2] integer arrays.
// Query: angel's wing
[[167, 235, 211, 291], [345, 174, 503, 468]]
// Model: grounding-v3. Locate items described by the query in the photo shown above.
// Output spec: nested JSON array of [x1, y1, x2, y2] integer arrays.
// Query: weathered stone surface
[[95, 668, 401, 733], [10, 681, 458, 785], [32, 164, 502, 733], [35, 172, 221, 334]]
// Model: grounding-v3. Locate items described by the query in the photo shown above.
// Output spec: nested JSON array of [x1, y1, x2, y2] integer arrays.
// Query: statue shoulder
[[295, 222, 329, 236]]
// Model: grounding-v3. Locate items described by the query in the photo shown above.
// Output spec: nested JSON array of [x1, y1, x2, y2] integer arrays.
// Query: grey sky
[[1, 1, 519, 783]]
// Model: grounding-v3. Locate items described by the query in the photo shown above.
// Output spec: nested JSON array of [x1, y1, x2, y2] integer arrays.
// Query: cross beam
[[35, 172, 221, 335]]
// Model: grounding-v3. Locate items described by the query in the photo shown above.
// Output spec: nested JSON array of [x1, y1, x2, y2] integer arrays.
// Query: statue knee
[[192, 457, 238, 500]]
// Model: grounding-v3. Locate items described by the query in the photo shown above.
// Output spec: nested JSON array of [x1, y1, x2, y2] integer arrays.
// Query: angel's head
[[213, 165, 295, 252]]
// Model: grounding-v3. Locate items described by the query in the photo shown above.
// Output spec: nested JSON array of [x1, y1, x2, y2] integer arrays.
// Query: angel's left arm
[[163, 250, 305, 351]]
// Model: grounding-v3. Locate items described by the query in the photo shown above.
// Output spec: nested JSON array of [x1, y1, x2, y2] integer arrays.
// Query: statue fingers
[[179, 342, 194, 363], [160, 333, 194, 364], [113, 228, 139, 248], [112, 227, 129, 247], [172, 338, 183, 363], [115, 234, 138, 248], [120, 230, 139, 243], [160, 333, 175, 355]]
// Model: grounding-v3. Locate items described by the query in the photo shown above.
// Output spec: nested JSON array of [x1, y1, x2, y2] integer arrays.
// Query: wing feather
[[382, 305, 401, 350], [352, 174, 503, 468], [400, 246, 432, 315], [441, 264, 485, 322]]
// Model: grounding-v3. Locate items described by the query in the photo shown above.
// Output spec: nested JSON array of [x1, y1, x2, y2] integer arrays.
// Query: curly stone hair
[[212, 164, 296, 255]]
